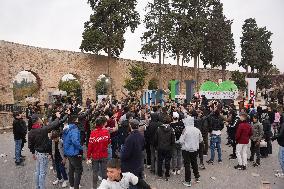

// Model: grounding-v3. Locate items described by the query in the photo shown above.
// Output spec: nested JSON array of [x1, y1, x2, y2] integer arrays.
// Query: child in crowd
[[98, 158, 156, 189], [51, 130, 68, 188]]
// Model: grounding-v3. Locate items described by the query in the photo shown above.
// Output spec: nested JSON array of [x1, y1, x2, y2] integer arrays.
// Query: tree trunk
[[163, 50, 165, 65], [107, 48, 111, 95], [176, 53, 180, 80], [194, 55, 198, 89], [222, 64, 226, 81], [197, 55, 200, 85], [158, 36, 162, 89], [181, 57, 184, 93]]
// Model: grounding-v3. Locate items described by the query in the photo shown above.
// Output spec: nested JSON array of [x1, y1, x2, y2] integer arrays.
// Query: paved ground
[[0, 131, 283, 189]]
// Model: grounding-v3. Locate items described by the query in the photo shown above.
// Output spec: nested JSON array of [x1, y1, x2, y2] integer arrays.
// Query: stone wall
[[0, 112, 13, 130], [0, 40, 231, 104]]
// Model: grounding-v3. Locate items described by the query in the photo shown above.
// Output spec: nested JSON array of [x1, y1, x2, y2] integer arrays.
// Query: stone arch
[[10, 69, 42, 104], [58, 73, 83, 104]]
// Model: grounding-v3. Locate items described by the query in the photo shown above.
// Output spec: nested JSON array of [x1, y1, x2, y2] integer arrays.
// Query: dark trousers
[[250, 140, 260, 164], [182, 151, 200, 182], [145, 142, 151, 166], [55, 158, 68, 180], [111, 136, 119, 158], [68, 156, 83, 189], [198, 142, 204, 164], [232, 139, 237, 156], [92, 159, 107, 188], [157, 149, 171, 177], [203, 134, 209, 155]]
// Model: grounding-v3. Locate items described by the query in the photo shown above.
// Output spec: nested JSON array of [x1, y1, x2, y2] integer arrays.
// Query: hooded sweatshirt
[[178, 116, 203, 152], [145, 113, 162, 145], [154, 123, 175, 151]]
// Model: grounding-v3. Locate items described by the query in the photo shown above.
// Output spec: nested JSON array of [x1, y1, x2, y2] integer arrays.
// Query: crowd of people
[[12, 95, 284, 189]]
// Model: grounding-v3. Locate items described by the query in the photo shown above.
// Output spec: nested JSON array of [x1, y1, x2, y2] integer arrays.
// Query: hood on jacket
[[183, 116, 194, 127], [150, 113, 160, 122]]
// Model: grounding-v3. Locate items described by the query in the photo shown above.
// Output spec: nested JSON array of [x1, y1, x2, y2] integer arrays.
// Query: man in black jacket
[[145, 112, 162, 174], [28, 111, 68, 189], [121, 119, 145, 179], [13, 111, 26, 166], [154, 115, 175, 180]]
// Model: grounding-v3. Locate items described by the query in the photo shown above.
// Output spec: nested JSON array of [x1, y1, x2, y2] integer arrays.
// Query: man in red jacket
[[87, 116, 111, 189], [234, 112, 253, 170]]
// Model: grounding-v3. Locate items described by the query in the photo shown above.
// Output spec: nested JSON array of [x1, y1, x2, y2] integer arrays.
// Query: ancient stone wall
[[0, 40, 231, 104], [0, 112, 13, 129]]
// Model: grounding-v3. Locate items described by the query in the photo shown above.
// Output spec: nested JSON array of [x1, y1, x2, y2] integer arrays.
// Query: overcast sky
[[1, 0, 283, 72]]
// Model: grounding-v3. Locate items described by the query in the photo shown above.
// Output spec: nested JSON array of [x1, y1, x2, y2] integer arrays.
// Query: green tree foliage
[[13, 79, 39, 101], [201, 0, 236, 80], [95, 77, 110, 95], [140, 0, 172, 88], [140, 0, 171, 59], [184, 0, 209, 85], [58, 79, 81, 95], [148, 78, 158, 90], [240, 18, 258, 73], [80, 0, 140, 58], [240, 18, 273, 74], [231, 71, 246, 91], [124, 64, 148, 95]]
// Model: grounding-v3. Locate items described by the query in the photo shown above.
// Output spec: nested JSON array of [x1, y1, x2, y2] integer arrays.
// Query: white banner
[[245, 78, 259, 102], [199, 91, 238, 99]]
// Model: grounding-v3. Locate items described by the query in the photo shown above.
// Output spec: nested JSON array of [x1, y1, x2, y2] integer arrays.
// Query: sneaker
[[176, 170, 181, 175], [69, 187, 74, 189], [218, 160, 222, 164], [206, 160, 214, 164], [253, 162, 260, 167], [146, 165, 151, 169], [62, 181, 68, 188], [15, 161, 24, 166], [229, 156, 237, 160], [195, 177, 201, 183], [275, 173, 284, 178], [182, 181, 192, 187], [171, 170, 176, 175], [199, 164, 206, 169], [53, 179, 64, 185], [234, 164, 242, 170], [157, 176, 163, 180], [242, 165, 246, 170]]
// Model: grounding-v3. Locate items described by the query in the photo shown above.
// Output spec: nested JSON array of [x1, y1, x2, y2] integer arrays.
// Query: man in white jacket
[[178, 115, 203, 187]]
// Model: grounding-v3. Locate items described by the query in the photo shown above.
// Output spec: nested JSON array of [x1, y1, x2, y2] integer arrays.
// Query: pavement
[[0, 131, 283, 189]]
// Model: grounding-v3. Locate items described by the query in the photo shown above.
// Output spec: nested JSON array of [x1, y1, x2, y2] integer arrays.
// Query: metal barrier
[[0, 104, 26, 112]]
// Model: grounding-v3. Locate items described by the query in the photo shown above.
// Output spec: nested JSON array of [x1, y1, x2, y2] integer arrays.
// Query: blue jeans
[[15, 139, 22, 163], [35, 152, 49, 189], [210, 135, 222, 161], [55, 158, 68, 180], [108, 144, 112, 160], [279, 146, 284, 174]]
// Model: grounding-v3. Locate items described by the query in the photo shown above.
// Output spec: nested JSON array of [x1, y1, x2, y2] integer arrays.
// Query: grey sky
[[1, 0, 283, 72]]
